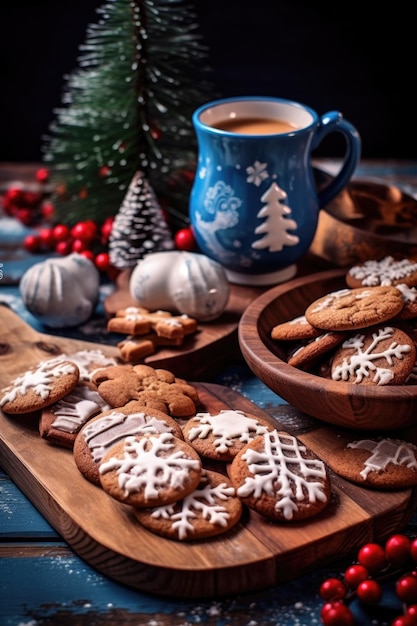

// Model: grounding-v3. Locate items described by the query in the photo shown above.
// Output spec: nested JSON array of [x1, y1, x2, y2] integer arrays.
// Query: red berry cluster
[[319, 534, 417, 625], [1, 167, 52, 226]]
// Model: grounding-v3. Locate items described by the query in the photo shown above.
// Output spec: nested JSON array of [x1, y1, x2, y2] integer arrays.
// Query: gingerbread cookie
[[271, 315, 322, 342], [99, 432, 202, 507], [0, 359, 80, 415], [182, 409, 274, 462], [393, 284, 417, 320], [134, 469, 242, 541], [287, 331, 347, 370], [346, 256, 417, 288], [229, 430, 331, 522], [92, 363, 199, 417], [331, 325, 416, 385], [327, 437, 417, 489], [117, 333, 183, 363], [73, 402, 184, 485], [304, 286, 404, 331], [39, 382, 110, 449]]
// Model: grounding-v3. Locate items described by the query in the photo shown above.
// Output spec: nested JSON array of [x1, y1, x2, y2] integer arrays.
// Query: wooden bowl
[[238, 269, 417, 430], [311, 173, 417, 267]]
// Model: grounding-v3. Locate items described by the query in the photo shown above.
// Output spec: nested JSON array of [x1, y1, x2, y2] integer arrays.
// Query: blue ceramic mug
[[189, 96, 361, 285]]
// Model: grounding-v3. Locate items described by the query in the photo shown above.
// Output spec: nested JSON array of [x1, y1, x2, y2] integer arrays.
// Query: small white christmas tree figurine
[[109, 171, 174, 269], [252, 182, 300, 252]]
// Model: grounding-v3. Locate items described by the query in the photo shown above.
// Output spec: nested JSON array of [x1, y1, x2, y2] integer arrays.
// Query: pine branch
[[42, 0, 217, 228]]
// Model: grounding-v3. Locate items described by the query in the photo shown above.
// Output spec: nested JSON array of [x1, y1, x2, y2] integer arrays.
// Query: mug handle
[[313, 111, 361, 208]]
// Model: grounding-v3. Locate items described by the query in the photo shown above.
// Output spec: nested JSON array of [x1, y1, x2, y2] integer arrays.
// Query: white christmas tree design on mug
[[196, 159, 299, 264]]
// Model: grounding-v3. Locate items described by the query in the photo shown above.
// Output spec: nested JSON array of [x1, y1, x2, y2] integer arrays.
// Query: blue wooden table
[[1, 160, 417, 626]]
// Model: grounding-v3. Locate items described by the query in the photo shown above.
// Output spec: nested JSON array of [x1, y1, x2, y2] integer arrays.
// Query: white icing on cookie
[[99, 433, 201, 501], [237, 430, 328, 520], [51, 384, 110, 433], [45, 349, 117, 381], [0, 361, 77, 405], [332, 326, 412, 385], [150, 473, 236, 539], [187, 410, 269, 453], [349, 256, 417, 286], [347, 438, 417, 479], [82, 410, 175, 462]]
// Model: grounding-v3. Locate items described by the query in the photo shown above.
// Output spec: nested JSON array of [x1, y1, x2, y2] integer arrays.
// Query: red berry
[[23, 234, 40, 253], [410, 538, 417, 563], [41, 202, 55, 220], [407, 605, 417, 618], [71, 220, 97, 243], [38, 228, 55, 250], [356, 579, 382, 604], [396, 573, 417, 604], [16, 208, 34, 226], [72, 238, 89, 253], [392, 615, 417, 626], [174, 227, 195, 251], [319, 578, 346, 601], [23, 191, 42, 207], [55, 240, 72, 255], [99, 165, 111, 177], [35, 167, 49, 183], [52, 224, 71, 243], [100, 217, 114, 244], [320, 601, 354, 625], [385, 534, 412, 566], [5, 186, 24, 203], [344, 564, 369, 589], [357, 543, 387, 573], [80, 250, 95, 262], [94, 252, 111, 272]]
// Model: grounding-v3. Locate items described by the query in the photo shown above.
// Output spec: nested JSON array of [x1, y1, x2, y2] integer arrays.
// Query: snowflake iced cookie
[[73, 402, 184, 485], [331, 326, 416, 386], [0, 359, 80, 415], [304, 286, 404, 331], [346, 256, 417, 288], [327, 438, 417, 489], [91, 363, 199, 417], [98, 432, 202, 507], [229, 430, 331, 522], [133, 469, 242, 541], [39, 382, 111, 449], [182, 409, 275, 462]]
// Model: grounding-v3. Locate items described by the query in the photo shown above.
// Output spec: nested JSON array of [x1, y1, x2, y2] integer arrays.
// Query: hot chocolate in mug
[[189, 96, 361, 285]]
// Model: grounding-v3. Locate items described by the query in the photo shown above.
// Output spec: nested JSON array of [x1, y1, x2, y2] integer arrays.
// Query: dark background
[[1, 0, 415, 162]]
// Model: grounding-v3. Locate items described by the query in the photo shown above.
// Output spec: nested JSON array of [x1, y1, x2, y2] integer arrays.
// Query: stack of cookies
[[271, 256, 417, 386], [3, 337, 417, 540], [0, 351, 335, 539]]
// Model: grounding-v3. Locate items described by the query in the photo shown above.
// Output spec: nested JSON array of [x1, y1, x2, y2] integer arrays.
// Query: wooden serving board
[[0, 303, 416, 599]]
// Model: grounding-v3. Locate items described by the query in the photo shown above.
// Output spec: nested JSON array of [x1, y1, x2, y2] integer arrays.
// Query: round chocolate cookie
[[133, 469, 242, 541], [74, 402, 184, 485], [182, 409, 275, 462], [346, 256, 417, 288], [305, 286, 404, 331], [331, 325, 416, 385], [327, 437, 417, 489], [229, 430, 331, 522], [99, 432, 202, 507], [0, 359, 80, 415]]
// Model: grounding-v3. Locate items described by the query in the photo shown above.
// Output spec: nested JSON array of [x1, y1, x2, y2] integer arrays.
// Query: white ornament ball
[[20, 253, 100, 328], [129, 251, 230, 321]]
